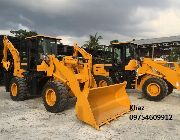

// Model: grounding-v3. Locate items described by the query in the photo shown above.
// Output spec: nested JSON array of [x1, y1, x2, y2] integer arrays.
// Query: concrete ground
[[0, 87, 180, 140]]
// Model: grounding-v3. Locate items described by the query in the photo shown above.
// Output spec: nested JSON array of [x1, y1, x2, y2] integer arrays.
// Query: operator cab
[[26, 35, 61, 70], [110, 42, 138, 88], [111, 42, 137, 69], [24, 35, 61, 95]]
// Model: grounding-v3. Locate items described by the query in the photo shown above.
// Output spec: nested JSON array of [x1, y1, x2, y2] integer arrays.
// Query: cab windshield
[[113, 43, 137, 65], [38, 37, 58, 55]]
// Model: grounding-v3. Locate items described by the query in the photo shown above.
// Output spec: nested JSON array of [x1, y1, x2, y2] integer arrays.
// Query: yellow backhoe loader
[[1, 35, 131, 129]]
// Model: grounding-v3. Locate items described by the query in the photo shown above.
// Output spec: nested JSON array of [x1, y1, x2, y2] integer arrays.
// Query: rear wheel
[[42, 81, 69, 113], [10, 77, 28, 101], [142, 77, 168, 101], [94, 76, 113, 87]]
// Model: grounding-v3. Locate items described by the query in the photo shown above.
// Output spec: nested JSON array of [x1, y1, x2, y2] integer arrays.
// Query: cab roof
[[26, 34, 61, 40], [110, 42, 137, 48]]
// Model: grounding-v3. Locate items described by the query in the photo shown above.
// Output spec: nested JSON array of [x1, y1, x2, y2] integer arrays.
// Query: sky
[[0, 0, 180, 45]]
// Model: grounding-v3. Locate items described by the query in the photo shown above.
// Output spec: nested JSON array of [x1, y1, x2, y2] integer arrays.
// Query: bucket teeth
[[97, 111, 130, 128]]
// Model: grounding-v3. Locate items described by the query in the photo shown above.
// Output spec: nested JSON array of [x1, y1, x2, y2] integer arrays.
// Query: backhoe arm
[[2, 36, 24, 77]]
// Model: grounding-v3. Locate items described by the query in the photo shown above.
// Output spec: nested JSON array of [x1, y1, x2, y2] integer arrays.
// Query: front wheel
[[142, 77, 168, 101], [42, 81, 69, 113]]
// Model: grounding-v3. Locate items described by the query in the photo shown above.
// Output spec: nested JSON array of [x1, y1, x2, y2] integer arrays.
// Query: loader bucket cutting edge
[[75, 82, 131, 129]]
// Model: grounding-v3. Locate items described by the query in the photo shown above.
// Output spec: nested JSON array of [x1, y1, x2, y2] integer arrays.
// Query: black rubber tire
[[42, 81, 69, 113], [94, 75, 113, 87], [166, 82, 174, 96], [142, 77, 168, 101], [10, 77, 28, 101]]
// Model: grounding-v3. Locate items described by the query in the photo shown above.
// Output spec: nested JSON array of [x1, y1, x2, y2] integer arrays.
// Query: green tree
[[83, 33, 103, 50], [10, 29, 38, 38]]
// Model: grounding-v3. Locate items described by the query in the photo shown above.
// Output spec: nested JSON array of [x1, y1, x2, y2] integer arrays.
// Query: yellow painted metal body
[[2, 36, 24, 77], [87, 82, 130, 127], [37, 44, 131, 129], [92, 59, 137, 77], [125, 59, 138, 71], [93, 64, 111, 77], [136, 58, 180, 90]]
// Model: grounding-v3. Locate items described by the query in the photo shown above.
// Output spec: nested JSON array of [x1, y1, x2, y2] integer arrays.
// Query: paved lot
[[0, 87, 180, 140]]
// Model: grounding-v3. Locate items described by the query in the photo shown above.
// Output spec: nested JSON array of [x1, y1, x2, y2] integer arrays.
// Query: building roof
[[133, 35, 180, 46], [112, 42, 130, 45], [26, 34, 61, 40]]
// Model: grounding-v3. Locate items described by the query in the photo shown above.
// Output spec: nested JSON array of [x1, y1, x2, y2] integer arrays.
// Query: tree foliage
[[83, 33, 103, 49], [10, 29, 38, 39]]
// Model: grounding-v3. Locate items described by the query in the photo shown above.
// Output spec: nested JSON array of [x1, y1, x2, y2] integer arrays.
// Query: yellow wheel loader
[[1, 35, 131, 129], [89, 42, 180, 101], [136, 58, 180, 100]]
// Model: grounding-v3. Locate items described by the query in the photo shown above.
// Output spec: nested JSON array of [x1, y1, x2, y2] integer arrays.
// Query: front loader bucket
[[75, 82, 131, 129]]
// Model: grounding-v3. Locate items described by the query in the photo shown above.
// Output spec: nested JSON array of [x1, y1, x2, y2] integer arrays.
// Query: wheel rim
[[11, 83, 17, 97], [147, 83, 161, 96], [98, 80, 108, 87], [45, 89, 56, 106]]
